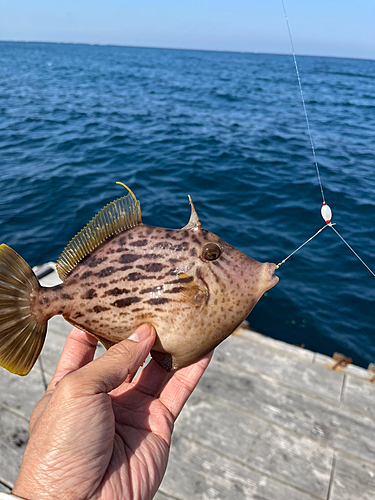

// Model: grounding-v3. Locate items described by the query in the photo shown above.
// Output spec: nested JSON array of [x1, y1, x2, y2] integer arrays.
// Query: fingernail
[[128, 324, 153, 342]]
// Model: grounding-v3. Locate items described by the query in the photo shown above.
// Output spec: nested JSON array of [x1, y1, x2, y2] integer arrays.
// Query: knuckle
[[54, 372, 78, 399]]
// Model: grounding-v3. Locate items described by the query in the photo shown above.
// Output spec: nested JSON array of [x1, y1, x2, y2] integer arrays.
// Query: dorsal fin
[[182, 195, 201, 231], [56, 184, 141, 281]]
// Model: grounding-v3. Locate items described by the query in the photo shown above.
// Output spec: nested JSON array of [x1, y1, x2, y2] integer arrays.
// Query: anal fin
[[65, 317, 115, 351], [87, 332, 115, 351]]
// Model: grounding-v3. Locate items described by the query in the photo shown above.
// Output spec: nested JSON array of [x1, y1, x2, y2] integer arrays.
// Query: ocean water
[[1, 41, 375, 368]]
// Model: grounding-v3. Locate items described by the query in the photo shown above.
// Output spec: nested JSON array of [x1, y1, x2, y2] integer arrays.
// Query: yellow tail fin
[[0, 244, 47, 375]]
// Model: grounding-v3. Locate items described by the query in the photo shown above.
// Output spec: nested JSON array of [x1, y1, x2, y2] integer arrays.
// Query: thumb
[[68, 324, 156, 395]]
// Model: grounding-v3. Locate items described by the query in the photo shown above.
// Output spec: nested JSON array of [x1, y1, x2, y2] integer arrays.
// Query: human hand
[[12, 324, 212, 500]]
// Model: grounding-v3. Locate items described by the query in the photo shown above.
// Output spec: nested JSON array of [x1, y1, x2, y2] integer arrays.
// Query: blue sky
[[0, 0, 374, 59]]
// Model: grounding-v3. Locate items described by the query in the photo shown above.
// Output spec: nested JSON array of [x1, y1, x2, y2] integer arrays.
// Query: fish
[[0, 184, 279, 375]]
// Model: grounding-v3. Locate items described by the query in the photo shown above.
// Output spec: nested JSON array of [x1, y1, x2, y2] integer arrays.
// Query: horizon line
[[0, 39, 374, 63]]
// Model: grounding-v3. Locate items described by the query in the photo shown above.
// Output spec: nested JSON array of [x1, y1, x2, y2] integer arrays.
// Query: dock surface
[[1, 267, 375, 499]]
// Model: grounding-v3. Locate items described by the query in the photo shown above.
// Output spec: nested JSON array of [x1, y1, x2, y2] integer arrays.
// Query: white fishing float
[[276, 0, 375, 278], [321, 202, 332, 225]]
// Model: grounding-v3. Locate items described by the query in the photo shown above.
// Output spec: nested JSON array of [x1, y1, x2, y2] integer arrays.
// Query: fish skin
[[31, 224, 278, 371]]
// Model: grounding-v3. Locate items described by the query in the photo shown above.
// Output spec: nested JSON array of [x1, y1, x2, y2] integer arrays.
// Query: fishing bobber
[[321, 202, 332, 225]]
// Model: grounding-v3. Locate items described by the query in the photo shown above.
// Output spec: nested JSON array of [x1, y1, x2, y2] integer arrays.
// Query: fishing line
[[275, 225, 328, 270], [281, 0, 325, 204], [330, 225, 375, 278], [277, 0, 375, 277]]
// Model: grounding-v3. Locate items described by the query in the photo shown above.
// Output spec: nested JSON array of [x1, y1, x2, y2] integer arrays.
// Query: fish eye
[[202, 243, 221, 261]]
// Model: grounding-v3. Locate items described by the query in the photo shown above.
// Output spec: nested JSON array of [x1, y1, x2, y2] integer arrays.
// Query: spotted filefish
[[0, 184, 279, 375]]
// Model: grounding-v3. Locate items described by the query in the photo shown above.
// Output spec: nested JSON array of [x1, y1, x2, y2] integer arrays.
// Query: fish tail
[[0, 244, 47, 375]]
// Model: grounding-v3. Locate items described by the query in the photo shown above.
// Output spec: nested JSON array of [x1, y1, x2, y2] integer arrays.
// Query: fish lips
[[262, 262, 279, 293], [249, 262, 279, 302]]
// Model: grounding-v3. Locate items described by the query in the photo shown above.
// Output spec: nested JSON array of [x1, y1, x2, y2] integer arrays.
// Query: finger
[[133, 358, 171, 397], [48, 328, 98, 390], [116, 368, 139, 389], [109, 354, 145, 393], [158, 351, 213, 421], [67, 324, 156, 395]]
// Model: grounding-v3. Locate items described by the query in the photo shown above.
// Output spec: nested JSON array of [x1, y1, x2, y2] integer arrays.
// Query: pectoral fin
[[177, 272, 208, 307]]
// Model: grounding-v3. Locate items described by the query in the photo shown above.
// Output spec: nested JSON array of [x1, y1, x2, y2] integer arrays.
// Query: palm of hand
[[99, 388, 173, 500], [13, 326, 211, 500]]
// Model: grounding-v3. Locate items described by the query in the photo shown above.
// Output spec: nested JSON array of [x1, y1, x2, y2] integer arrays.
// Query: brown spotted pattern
[[31, 224, 278, 370]]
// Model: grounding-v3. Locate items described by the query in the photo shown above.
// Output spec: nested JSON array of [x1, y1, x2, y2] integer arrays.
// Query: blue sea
[[1, 41, 374, 368]]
